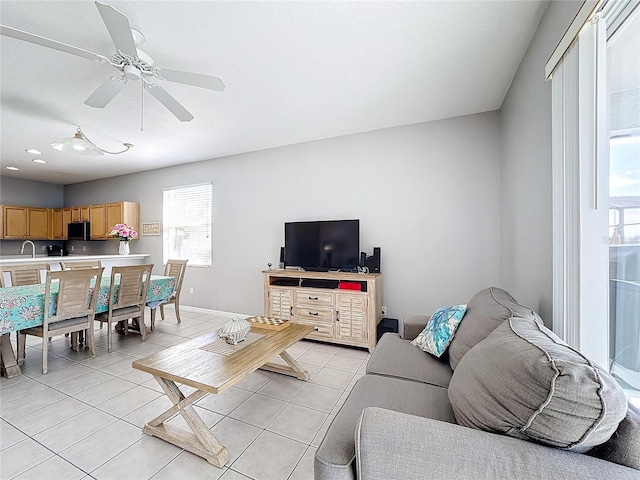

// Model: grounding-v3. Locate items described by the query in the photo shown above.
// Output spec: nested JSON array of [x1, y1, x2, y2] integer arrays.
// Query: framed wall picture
[[142, 221, 161, 236]]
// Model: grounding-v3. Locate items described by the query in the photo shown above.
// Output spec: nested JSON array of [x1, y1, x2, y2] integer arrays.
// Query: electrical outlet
[[41, 245, 46, 251], [71, 246, 75, 251], [82, 246, 86, 251], [189, 287, 194, 294], [381, 306, 387, 316]]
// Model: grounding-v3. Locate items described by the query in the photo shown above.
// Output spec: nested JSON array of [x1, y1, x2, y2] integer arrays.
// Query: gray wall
[[0, 177, 64, 256], [499, 0, 582, 326], [63, 112, 502, 319], [0, 177, 63, 207]]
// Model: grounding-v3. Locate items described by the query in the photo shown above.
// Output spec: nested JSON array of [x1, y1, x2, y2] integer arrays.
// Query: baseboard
[[166, 304, 252, 319]]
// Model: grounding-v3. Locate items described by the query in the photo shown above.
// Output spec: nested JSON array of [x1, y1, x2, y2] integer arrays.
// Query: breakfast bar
[[0, 253, 150, 277]]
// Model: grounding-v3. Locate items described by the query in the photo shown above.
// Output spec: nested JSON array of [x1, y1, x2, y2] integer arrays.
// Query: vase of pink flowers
[[108, 223, 138, 255]]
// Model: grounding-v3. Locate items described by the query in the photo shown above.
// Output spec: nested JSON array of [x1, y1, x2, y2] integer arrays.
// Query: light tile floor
[[0, 307, 370, 480]]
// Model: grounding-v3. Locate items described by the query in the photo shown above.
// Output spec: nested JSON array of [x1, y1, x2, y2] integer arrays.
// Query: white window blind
[[551, 14, 609, 368], [163, 183, 213, 267]]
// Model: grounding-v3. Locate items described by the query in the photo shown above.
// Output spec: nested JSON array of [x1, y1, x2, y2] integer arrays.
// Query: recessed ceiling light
[[5, 166, 20, 171], [32, 159, 48, 164], [25, 148, 42, 155]]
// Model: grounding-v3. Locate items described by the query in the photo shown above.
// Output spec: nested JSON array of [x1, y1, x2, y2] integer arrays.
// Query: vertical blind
[[163, 183, 213, 267], [551, 15, 609, 368]]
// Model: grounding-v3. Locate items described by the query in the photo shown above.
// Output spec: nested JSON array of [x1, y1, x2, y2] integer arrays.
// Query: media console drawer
[[295, 289, 333, 307], [295, 305, 334, 324], [295, 319, 334, 340]]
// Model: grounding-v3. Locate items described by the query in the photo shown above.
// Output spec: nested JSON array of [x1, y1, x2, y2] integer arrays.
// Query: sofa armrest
[[355, 407, 638, 480], [400, 315, 429, 340]]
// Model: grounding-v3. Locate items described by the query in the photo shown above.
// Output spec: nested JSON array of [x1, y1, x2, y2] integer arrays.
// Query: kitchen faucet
[[20, 240, 36, 258]]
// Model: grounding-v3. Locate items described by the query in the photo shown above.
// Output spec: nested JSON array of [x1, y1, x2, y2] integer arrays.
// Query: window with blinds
[[163, 183, 213, 267]]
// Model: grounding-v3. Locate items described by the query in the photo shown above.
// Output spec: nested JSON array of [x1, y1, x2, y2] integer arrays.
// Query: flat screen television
[[284, 219, 360, 271]]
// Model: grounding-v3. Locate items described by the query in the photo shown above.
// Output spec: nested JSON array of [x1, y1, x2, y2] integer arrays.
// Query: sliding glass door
[[607, 5, 640, 392]]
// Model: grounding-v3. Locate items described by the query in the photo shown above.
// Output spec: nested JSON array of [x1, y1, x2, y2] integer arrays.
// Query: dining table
[[0, 274, 176, 378]]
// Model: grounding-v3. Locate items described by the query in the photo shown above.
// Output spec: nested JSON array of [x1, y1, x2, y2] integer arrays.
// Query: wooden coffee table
[[132, 323, 313, 467]]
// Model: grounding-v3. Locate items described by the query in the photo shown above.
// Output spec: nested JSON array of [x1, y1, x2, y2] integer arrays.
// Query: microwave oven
[[67, 222, 91, 241]]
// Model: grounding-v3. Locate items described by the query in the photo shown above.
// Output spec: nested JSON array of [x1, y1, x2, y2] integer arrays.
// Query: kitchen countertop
[[0, 254, 150, 264]]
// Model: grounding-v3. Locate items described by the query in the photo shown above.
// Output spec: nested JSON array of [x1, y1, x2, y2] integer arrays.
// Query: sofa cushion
[[401, 314, 430, 340], [448, 287, 542, 370], [314, 375, 456, 480], [355, 407, 640, 480], [366, 333, 453, 388], [411, 304, 467, 357], [588, 402, 640, 470], [448, 317, 628, 453]]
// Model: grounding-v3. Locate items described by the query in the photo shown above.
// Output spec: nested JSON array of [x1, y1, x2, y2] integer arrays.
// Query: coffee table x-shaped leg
[[143, 376, 230, 467]]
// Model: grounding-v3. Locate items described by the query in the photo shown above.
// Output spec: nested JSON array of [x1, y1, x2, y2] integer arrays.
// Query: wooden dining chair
[[151, 259, 188, 330], [1, 263, 47, 286], [95, 264, 153, 352], [60, 260, 103, 270], [16, 267, 104, 374], [60, 260, 104, 342]]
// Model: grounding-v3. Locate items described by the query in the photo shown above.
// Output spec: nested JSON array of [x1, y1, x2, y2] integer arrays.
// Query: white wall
[[64, 112, 502, 320], [499, 0, 582, 326]]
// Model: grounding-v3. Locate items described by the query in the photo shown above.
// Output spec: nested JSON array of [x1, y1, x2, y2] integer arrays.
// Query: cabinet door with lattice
[[335, 293, 368, 341], [267, 287, 294, 320]]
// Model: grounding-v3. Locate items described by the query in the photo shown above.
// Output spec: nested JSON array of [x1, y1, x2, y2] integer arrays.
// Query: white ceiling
[[0, 0, 548, 185]]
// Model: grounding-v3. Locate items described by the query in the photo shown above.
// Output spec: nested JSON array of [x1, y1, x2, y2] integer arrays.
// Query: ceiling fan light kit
[[51, 127, 133, 156], [0, 1, 225, 123]]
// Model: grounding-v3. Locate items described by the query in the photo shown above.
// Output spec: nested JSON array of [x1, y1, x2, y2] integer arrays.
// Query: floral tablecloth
[[0, 275, 175, 335]]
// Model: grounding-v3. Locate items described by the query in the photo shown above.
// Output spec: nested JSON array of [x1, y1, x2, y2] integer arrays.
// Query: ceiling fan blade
[[156, 68, 225, 92], [0, 25, 106, 62], [95, 1, 138, 58], [145, 83, 194, 122], [85, 76, 126, 108]]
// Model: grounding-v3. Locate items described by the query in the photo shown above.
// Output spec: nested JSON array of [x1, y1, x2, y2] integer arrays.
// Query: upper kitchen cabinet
[[89, 204, 107, 238], [50, 208, 72, 239], [71, 206, 90, 222], [1, 205, 50, 240], [90, 202, 140, 239], [107, 202, 139, 237]]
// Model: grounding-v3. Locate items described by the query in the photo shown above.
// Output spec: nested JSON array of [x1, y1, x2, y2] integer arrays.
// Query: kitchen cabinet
[[1, 205, 49, 240], [1, 202, 139, 241], [89, 204, 107, 238], [71, 206, 90, 222], [105, 202, 140, 239], [50, 208, 72, 239], [86, 201, 139, 240], [50, 209, 62, 239]]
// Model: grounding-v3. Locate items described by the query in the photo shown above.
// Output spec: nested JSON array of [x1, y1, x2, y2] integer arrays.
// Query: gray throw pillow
[[588, 403, 640, 470], [448, 287, 542, 370], [448, 317, 628, 453]]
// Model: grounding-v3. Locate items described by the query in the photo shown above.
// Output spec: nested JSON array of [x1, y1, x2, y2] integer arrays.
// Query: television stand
[[263, 269, 383, 352]]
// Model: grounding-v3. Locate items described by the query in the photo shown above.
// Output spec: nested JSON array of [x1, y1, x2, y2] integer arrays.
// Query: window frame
[[162, 182, 213, 268]]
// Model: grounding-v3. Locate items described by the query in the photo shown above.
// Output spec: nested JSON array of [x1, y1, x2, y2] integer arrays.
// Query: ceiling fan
[[0, 1, 224, 122]]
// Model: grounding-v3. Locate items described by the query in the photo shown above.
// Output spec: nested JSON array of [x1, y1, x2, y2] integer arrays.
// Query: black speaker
[[377, 317, 398, 341], [360, 252, 367, 268], [279, 247, 285, 269], [365, 247, 381, 273]]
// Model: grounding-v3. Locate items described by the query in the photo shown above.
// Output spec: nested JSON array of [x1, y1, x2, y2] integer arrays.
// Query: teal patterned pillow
[[411, 305, 467, 357]]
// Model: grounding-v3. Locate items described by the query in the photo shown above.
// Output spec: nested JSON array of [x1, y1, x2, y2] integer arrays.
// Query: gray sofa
[[314, 287, 640, 480]]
